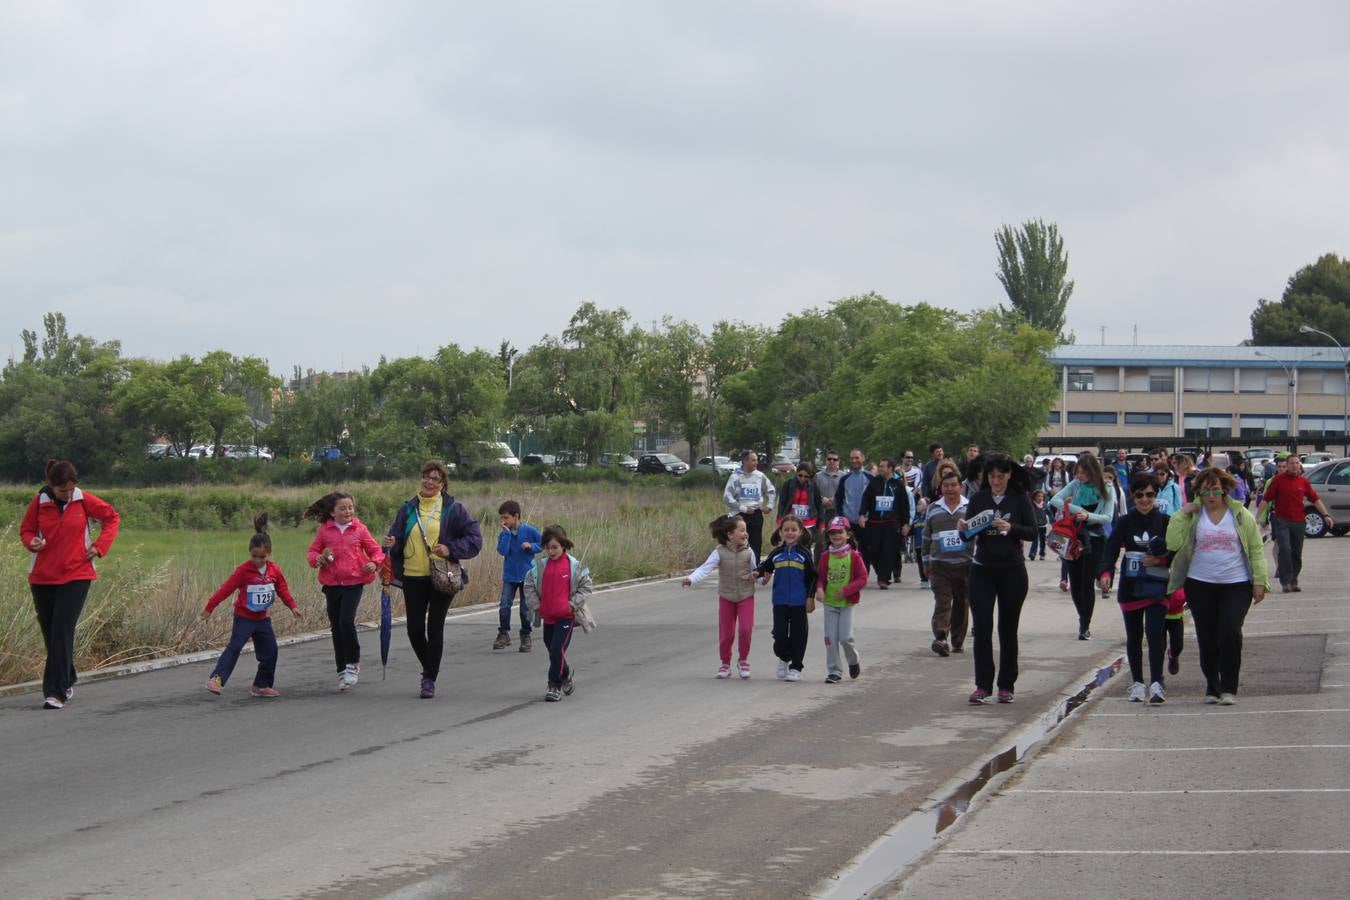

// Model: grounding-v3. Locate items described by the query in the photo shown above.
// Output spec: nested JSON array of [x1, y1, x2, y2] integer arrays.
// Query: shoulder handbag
[[413, 500, 463, 597]]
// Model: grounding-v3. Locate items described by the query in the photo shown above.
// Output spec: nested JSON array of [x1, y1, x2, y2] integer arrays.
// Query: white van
[[476, 441, 520, 466]]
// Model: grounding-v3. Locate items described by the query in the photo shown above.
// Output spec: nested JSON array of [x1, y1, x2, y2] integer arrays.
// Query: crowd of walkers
[[19, 440, 1327, 710]]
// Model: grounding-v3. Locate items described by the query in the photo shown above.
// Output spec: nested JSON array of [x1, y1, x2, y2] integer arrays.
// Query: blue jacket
[[757, 542, 817, 607], [835, 469, 874, 523], [385, 492, 483, 585], [497, 523, 542, 584]]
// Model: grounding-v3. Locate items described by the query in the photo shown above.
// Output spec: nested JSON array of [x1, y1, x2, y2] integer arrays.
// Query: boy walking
[[495, 500, 542, 651]]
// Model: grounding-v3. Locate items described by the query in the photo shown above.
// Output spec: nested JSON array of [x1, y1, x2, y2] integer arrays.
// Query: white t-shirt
[[1187, 510, 1250, 584]]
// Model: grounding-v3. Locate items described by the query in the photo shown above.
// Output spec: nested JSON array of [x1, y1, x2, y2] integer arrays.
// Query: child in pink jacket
[[815, 517, 868, 683], [306, 491, 385, 692]]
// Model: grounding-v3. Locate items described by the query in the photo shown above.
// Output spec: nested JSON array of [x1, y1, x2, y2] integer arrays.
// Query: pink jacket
[[307, 518, 385, 586]]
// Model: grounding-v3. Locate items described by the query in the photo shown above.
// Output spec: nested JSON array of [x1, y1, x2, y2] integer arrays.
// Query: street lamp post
[[1299, 325, 1350, 455], [1255, 351, 1295, 450]]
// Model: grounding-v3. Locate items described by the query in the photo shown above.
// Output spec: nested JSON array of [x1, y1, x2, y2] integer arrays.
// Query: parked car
[[310, 446, 346, 463], [225, 444, 274, 460], [475, 440, 521, 467], [1034, 453, 1079, 469], [636, 453, 689, 476], [521, 453, 556, 466], [697, 455, 737, 477], [1300, 458, 1350, 537], [599, 451, 639, 471], [1301, 451, 1336, 466], [769, 453, 797, 475], [145, 443, 177, 460]]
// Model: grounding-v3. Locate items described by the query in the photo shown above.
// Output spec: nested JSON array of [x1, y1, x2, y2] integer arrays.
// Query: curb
[[0, 572, 680, 699], [815, 647, 1127, 900]]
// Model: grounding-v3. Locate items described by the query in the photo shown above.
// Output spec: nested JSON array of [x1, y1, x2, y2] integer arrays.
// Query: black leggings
[[772, 604, 809, 671], [1165, 616, 1184, 661], [403, 577, 452, 682], [969, 564, 1028, 693], [1121, 603, 1167, 685], [1184, 579, 1253, 696], [1066, 536, 1104, 632], [323, 584, 365, 672]]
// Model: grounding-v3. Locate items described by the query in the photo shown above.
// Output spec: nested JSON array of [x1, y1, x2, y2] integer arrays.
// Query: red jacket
[[307, 518, 385, 586], [204, 561, 298, 621], [1263, 473, 1319, 523], [816, 547, 868, 605], [20, 487, 120, 585]]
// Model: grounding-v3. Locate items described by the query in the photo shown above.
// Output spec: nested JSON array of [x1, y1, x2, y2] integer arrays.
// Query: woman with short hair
[[20, 459, 120, 710]]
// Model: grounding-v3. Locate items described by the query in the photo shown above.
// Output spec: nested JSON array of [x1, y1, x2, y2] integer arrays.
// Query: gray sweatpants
[[822, 604, 859, 676]]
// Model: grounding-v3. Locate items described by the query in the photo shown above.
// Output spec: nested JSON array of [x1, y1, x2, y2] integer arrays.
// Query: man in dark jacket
[[860, 458, 911, 588]]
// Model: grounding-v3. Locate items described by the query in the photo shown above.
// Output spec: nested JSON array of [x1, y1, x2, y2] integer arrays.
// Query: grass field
[[0, 480, 723, 686]]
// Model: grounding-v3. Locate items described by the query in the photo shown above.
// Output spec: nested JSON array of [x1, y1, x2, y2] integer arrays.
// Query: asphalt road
[[1, 557, 1120, 899]]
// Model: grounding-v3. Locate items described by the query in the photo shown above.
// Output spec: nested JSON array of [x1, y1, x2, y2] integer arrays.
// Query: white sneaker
[[339, 665, 358, 691], [42, 696, 64, 710], [715, 664, 731, 679], [785, 668, 801, 682], [738, 661, 751, 680], [776, 660, 789, 680], [1148, 682, 1166, 704], [1219, 692, 1237, 706], [1128, 681, 1146, 703]]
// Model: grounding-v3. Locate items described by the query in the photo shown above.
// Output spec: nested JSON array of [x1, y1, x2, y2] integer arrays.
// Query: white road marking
[[1073, 744, 1350, 752], [1006, 788, 1350, 794], [1093, 708, 1350, 717], [941, 849, 1350, 856]]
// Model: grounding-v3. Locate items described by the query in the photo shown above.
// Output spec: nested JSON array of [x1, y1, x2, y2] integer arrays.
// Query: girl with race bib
[[201, 514, 302, 698], [306, 491, 385, 693]]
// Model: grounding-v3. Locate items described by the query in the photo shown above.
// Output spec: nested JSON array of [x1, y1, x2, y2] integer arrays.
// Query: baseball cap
[[826, 516, 850, 532]]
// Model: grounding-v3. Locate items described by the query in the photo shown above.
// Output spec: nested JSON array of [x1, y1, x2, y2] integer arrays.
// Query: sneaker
[[1219, 692, 1237, 706], [1128, 681, 1146, 702], [1101, 587, 1112, 599], [776, 659, 789, 680], [339, 664, 358, 691], [562, 673, 576, 695], [848, 662, 861, 679], [544, 687, 562, 702], [492, 631, 511, 650], [968, 688, 990, 705], [919, 580, 931, 589], [1291, 584, 1302, 593], [997, 690, 1014, 704], [1028, 554, 1036, 561], [785, 668, 801, 682], [1059, 579, 1069, 592], [951, 645, 965, 653], [250, 686, 280, 698], [42, 696, 64, 710], [1203, 693, 1220, 705], [1148, 682, 1166, 704], [519, 634, 532, 653], [419, 677, 435, 699], [1168, 654, 1180, 675], [738, 661, 751, 680], [931, 638, 950, 657], [716, 664, 732, 679], [64, 686, 75, 702], [1281, 583, 1292, 593], [825, 673, 843, 684], [206, 675, 223, 695], [877, 581, 889, 590], [1039, 555, 1046, 560], [1078, 630, 1091, 641]]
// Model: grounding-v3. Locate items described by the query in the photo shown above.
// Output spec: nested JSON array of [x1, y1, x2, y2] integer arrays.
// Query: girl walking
[[306, 491, 385, 692], [1049, 453, 1116, 640], [20, 459, 120, 710], [523, 525, 595, 702], [758, 516, 817, 681], [962, 454, 1037, 704], [201, 515, 302, 698], [814, 517, 868, 683], [683, 514, 758, 679]]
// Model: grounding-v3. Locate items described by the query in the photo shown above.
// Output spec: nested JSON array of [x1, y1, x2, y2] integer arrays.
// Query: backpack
[[1046, 504, 1083, 561]]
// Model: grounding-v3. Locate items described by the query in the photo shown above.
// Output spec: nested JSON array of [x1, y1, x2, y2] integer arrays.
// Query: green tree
[[995, 219, 1074, 336], [1249, 253, 1350, 346], [367, 345, 506, 465], [703, 319, 769, 453], [638, 318, 708, 460]]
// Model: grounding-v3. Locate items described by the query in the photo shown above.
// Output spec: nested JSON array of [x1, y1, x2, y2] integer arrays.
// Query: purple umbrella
[[380, 585, 393, 679]]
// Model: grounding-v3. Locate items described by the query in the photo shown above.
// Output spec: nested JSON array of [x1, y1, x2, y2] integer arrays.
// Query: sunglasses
[[826, 457, 839, 462], [1132, 490, 1156, 498], [1198, 489, 1224, 497]]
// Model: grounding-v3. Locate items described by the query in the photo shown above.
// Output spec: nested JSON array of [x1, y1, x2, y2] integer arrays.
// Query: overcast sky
[[3, 1, 1348, 374]]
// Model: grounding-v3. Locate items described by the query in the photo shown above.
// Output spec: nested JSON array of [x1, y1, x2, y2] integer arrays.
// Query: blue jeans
[[499, 581, 531, 635], [212, 615, 278, 688]]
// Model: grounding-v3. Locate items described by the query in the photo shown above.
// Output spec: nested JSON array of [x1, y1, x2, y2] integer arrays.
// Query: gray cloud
[[2, 1, 1348, 372]]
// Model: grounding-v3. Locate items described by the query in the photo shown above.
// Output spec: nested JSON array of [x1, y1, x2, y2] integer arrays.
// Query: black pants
[[772, 604, 809, 671], [32, 580, 91, 700], [1184, 579, 1254, 696], [743, 509, 765, 560], [1027, 526, 1046, 559], [1066, 536, 1104, 632], [969, 564, 1028, 693], [1122, 603, 1167, 685], [866, 524, 901, 583], [543, 618, 575, 687], [323, 584, 365, 672], [403, 577, 452, 682], [1166, 616, 1185, 661]]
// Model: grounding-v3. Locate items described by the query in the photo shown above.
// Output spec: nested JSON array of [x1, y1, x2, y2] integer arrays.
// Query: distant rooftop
[[1048, 344, 1347, 369]]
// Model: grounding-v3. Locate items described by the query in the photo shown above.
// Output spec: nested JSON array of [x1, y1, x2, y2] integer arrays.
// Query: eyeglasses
[[1133, 490, 1156, 498], [1198, 489, 1224, 497], [826, 457, 839, 462], [903, 456, 914, 460]]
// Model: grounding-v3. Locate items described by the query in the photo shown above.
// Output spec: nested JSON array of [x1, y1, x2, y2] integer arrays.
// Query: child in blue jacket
[[757, 515, 818, 681], [495, 500, 542, 652]]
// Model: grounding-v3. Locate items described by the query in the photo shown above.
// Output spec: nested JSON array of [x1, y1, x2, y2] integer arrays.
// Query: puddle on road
[[817, 655, 1124, 899]]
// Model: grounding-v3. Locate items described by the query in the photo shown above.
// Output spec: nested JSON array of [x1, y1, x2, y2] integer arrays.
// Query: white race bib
[[875, 495, 894, 513], [739, 485, 761, 502], [792, 503, 811, 519], [938, 530, 966, 553], [245, 583, 276, 612]]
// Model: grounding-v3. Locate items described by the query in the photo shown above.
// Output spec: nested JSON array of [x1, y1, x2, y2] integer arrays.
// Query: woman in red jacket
[[19, 459, 120, 710]]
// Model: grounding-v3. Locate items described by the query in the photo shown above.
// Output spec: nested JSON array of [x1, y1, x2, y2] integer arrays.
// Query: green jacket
[[1165, 498, 1270, 593]]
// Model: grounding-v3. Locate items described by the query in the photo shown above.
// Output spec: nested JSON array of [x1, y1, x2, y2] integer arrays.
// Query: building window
[[1047, 410, 1061, 425], [1297, 415, 1347, 437], [1238, 369, 1269, 393], [1183, 368, 1234, 393], [1124, 412, 1174, 426], [1148, 374, 1174, 393], [1067, 369, 1094, 392], [1182, 413, 1232, 439], [1238, 414, 1289, 438], [1067, 411, 1117, 425]]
